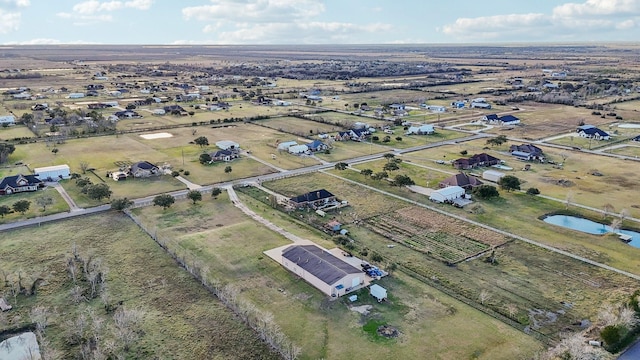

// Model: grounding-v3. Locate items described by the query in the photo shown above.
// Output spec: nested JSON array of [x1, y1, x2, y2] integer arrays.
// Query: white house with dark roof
[[280, 244, 364, 297], [577, 125, 610, 140]]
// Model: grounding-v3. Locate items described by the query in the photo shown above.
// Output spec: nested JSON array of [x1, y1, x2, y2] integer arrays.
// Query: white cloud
[[125, 0, 152, 10], [3, 38, 100, 45], [183, 0, 392, 44], [61, 0, 152, 23], [0, 0, 30, 8], [442, 13, 549, 40], [0, 9, 20, 34], [553, 0, 640, 17], [57, 11, 113, 25], [182, 0, 325, 23], [442, 0, 640, 41]]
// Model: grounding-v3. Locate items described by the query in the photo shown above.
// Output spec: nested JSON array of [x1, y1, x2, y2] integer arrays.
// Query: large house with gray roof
[[281, 245, 364, 297]]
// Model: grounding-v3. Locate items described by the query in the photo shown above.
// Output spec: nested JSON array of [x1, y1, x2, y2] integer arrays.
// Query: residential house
[[577, 125, 610, 140], [510, 143, 544, 161], [451, 101, 466, 109], [633, 135, 640, 142], [0, 174, 43, 195], [405, 124, 434, 135], [307, 140, 328, 152], [280, 245, 364, 297], [67, 93, 85, 99], [210, 149, 239, 162], [129, 161, 161, 178], [389, 103, 405, 110], [439, 173, 483, 190], [482, 114, 499, 122], [497, 115, 520, 125], [289, 189, 337, 209], [452, 153, 501, 170], [335, 128, 369, 142], [114, 111, 141, 119], [163, 105, 186, 115]]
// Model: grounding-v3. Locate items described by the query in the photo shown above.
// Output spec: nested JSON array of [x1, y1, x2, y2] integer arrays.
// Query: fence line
[[124, 210, 300, 359]]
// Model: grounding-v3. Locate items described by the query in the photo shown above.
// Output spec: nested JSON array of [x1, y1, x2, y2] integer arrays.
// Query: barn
[[281, 245, 364, 297], [33, 164, 71, 181], [429, 186, 465, 203]]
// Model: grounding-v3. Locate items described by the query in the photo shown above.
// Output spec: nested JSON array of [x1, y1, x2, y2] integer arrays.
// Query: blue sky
[[0, 0, 639, 45]]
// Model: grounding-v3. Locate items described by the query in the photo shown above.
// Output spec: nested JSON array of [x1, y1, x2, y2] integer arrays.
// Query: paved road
[[618, 340, 640, 359], [0, 204, 111, 232]]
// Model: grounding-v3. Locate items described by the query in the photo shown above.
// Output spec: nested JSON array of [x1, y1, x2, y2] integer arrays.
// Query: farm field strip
[[364, 211, 491, 263]]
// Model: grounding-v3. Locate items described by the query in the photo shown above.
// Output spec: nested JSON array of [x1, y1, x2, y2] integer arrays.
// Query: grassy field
[[257, 116, 344, 135], [401, 139, 640, 219], [262, 172, 640, 337], [0, 125, 35, 140], [0, 211, 277, 359], [130, 192, 543, 359], [0, 186, 68, 223]]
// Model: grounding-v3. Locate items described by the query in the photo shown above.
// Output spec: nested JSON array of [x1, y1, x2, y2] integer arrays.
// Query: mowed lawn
[[0, 211, 277, 359], [0, 186, 68, 223], [132, 193, 543, 360]]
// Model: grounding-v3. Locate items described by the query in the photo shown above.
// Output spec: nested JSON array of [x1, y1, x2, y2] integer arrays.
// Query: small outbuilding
[[216, 140, 240, 151], [429, 186, 465, 203], [34, 164, 71, 181], [370, 284, 387, 302]]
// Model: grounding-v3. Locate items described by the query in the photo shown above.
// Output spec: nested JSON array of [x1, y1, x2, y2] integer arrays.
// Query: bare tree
[[478, 290, 492, 305], [565, 191, 574, 210], [610, 219, 622, 233], [505, 303, 518, 319], [79, 161, 90, 174], [602, 203, 615, 219], [620, 208, 630, 221]]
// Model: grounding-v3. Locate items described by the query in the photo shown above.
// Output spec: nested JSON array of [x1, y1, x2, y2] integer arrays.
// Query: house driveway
[[49, 182, 81, 211], [175, 176, 202, 190]]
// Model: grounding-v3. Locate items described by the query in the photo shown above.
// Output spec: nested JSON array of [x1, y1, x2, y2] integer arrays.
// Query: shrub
[[183, 170, 190, 176], [601, 324, 624, 347], [526, 187, 540, 195]]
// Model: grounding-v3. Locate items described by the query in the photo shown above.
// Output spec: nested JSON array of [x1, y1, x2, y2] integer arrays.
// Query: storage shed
[[429, 186, 465, 203], [370, 284, 387, 302], [34, 164, 71, 181], [482, 170, 506, 183]]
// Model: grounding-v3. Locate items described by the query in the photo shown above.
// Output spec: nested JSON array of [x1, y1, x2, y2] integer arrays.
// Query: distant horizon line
[[1, 41, 640, 47]]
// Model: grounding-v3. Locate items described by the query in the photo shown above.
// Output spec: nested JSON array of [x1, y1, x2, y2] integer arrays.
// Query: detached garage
[[429, 186, 465, 203], [34, 164, 71, 181]]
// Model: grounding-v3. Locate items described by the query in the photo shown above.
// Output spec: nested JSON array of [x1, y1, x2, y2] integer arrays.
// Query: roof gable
[[290, 189, 334, 203]]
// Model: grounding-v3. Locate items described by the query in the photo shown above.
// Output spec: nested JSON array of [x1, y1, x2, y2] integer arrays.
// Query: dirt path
[[224, 186, 312, 245]]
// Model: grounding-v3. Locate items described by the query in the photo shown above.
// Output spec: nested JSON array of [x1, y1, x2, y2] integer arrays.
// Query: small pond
[[543, 215, 640, 248]]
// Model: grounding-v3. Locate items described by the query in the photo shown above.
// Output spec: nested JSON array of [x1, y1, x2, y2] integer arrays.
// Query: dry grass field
[[0, 211, 278, 359], [0, 125, 36, 140], [257, 116, 344, 135]]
